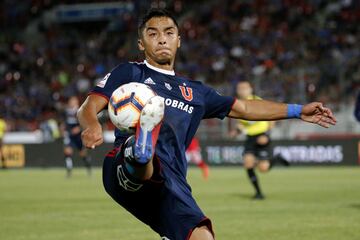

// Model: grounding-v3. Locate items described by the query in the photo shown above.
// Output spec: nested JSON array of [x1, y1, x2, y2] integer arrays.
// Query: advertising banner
[[0, 145, 25, 168], [203, 139, 360, 166], [3, 139, 359, 168]]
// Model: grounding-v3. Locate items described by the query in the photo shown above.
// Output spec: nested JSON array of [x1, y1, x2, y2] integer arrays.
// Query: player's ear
[[177, 35, 181, 48], [138, 38, 145, 51]]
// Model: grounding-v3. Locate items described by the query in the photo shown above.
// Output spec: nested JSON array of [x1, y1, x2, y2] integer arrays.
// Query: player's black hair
[[138, 8, 179, 37], [235, 80, 255, 98]]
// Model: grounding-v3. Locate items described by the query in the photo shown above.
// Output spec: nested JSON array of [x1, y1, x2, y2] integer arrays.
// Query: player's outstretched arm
[[77, 95, 108, 148], [228, 99, 337, 128]]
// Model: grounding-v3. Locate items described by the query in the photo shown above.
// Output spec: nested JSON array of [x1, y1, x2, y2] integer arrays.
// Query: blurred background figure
[[0, 115, 7, 169], [61, 96, 92, 177], [354, 92, 360, 122], [0, 0, 358, 137], [230, 81, 288, 199], [186, 137, 210, 180], [0, 1, 358, 238], [40, 110, 61, 143]]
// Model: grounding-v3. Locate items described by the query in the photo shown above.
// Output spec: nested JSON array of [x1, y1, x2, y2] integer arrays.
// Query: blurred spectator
[[0, 0, 359, 131]]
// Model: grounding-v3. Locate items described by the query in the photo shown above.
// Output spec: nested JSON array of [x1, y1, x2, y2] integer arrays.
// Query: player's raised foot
[[277, 154, 290, 166], [270, 154, 290, 168], [253, 192, 265, 200], [134, 96, 165, 164]]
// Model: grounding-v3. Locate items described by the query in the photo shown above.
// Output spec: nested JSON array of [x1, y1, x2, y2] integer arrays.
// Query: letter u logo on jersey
[[179, 86, 193, 101]]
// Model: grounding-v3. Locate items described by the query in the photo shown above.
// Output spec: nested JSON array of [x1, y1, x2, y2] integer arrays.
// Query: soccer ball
[[108, 82, 156, 131]]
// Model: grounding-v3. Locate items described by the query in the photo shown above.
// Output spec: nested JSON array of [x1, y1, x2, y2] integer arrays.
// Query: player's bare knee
[[256, 134, 269, 145], [243, 154, 256, 169], [189, 226, 214, 240], [79, 149, 87, 157], [64, 147, 73, 156], [258, 160, 270, 173]]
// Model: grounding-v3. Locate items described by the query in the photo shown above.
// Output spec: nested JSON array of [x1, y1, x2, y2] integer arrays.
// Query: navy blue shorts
[[243, 133, 271, 160], [64, 133, 83, 150], [102, 148, 214, 240]]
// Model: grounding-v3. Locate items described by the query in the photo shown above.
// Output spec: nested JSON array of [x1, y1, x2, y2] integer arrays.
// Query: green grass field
[[1, 167, 359, 240]]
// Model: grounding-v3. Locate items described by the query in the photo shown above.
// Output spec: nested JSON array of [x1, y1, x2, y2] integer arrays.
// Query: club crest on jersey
[[179, 85, 193, 101], [165, 82, 172, 90]]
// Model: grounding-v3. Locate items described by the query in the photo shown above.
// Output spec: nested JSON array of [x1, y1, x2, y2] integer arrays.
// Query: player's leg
[[189, 226, 214, 240], [103, 143, 213, 240], [102, 143, 165, 227], [118, 96, 164, 184], [79, 148, 92, 176], [104, 135, 215, 240], [190, 150, 210, 180], [255, 134, 271, 173], [244, 152, 263, 199], [0, 139, 6, 169], [256, 133, 288, 171], [270, 154, 290, 167], [64, 146, 74, 177], [77, 133, 92, 176], [258, 160, 270, 172], [121, 135, 155, 181], [256, 134, 271, 173]]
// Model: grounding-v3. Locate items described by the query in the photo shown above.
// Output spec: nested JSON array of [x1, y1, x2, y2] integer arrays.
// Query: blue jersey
[[63, 106, 83, 149], [91, 61, 234, 180], [64, 107, 80, 134]]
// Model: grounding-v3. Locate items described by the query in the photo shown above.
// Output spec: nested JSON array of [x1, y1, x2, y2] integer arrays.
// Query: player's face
[[236, 82, 253, 99], [138, 17, 180, 66], [68, 97, 79, 109]]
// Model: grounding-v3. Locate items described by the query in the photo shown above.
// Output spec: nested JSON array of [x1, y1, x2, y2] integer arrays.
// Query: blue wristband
[[287, 104, 303, 118]]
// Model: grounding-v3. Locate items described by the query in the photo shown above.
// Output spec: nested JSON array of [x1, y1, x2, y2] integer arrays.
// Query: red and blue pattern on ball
[[109, 92, 144, 116]]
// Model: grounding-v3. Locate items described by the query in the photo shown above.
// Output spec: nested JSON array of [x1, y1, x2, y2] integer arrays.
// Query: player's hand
[[300, 102, 337, 128], [81, 123, 103, 149]]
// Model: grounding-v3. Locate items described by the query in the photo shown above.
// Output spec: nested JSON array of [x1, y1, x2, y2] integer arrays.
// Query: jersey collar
[[144, 60, 175, 76]]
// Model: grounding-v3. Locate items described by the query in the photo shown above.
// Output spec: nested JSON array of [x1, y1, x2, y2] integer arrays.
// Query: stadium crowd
[[0, 0, 359, 132]]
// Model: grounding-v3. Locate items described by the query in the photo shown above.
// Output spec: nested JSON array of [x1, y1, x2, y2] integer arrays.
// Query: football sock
[[197, 161, 209, 180], [247, 168, 262, 195], [118, 135, 143, 183], [82, 156, 92, 176], [65, 156, 73, 177], [114, 137, 144, 191]]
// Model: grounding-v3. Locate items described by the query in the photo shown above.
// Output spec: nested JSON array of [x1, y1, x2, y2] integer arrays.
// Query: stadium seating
[[0, 0, 359, 133]]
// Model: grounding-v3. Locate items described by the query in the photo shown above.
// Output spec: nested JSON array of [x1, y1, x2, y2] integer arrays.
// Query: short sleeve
[[90, 63, 134, 101], [203, 86, 235, 119]]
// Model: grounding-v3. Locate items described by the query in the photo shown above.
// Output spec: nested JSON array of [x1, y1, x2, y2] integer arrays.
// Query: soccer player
[[230, 81, 288, 199], [77, 9, 336, 240], [0, 116, 6, 169], [62, 96, 92, 177], [186, 137, 209, 180]]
